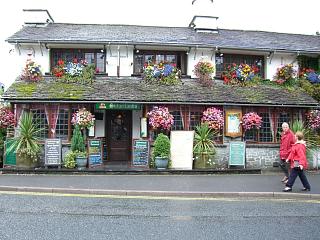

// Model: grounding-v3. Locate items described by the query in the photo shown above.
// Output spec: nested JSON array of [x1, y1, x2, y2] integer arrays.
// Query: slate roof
[[7, 23, 320, 53], [2, 77, 318, 107]]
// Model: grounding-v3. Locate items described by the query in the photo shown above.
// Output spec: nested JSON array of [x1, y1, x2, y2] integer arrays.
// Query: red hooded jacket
[[287, 141, 308, 169], [279, 130, 295, 159]]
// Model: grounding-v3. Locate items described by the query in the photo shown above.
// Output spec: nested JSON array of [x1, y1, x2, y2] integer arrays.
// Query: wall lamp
[[186, 47, 191, 55], [266, 51, 272, 59], [215, 47, 223, 57], [134, 45, 139, 53]]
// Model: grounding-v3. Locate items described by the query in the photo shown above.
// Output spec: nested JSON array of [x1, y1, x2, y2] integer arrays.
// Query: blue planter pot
[[155, 157, 169, 169]]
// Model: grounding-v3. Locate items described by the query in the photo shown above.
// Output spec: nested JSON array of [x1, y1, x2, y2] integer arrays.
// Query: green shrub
[[63, 151, 76, 168], [153, 133, 170, 158]]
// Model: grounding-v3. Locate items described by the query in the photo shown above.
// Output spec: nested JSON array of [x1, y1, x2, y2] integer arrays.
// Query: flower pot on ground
[[74, 150, 87, 170], [7, 112, 42, 169], [153, 133, 170, 169], [193, 123, 216, 169]]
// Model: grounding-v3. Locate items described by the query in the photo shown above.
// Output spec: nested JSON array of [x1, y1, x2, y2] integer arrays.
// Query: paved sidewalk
[[0, 173, 319, 199]]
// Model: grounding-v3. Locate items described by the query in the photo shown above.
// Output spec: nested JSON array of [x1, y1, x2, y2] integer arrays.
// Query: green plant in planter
[[7, 112, 42, 168], [153, 133, 171, 169], [291, 120, 320, 151], [71, 124, 87, 169], [63, 151, 76, 169], [193, 123, 217, 169]]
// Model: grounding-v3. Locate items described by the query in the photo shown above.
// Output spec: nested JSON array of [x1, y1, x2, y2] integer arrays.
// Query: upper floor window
[[51, 49, 105, 73], [133, 51, 186, 75], [215, 54, 265, 79]]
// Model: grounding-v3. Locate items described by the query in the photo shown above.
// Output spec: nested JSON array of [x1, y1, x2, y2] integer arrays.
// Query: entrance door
[[106, 110, 132, 162]]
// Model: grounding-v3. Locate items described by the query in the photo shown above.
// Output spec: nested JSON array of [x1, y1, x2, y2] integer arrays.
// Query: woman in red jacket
[[283, 131, 311, 192], [279, 122, 295, 183]]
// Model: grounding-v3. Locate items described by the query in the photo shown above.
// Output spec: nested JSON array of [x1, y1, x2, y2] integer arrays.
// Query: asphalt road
[[0, 192, 319, 240]]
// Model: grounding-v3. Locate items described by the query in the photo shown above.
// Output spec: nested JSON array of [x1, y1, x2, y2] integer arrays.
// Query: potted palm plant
[[7, 112, 42, 168], [193, 123, 216, 169], [153, 133, 171, 169]]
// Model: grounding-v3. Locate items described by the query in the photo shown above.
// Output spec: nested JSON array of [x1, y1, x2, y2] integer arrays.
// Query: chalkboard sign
[[132, 139, 149, 167], [88, 139, 103, 167], [4, 139, 16, 166], [45, 139, 62, 166], [229, 141, 246, 168]]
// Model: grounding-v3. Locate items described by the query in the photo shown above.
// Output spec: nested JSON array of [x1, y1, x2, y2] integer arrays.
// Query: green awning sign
[[96, 103, 141, 110]]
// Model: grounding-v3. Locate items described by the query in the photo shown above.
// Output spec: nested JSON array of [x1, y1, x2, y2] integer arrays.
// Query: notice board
[[170, 131, 194, 170], [45, 139, 62, 166], [132, 139, 149, 167], [229, 141, 246, 168], [88, 139, 103, 167], [3, 139, 16, 167]]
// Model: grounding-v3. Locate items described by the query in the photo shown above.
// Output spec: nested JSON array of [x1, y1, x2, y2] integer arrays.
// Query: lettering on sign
[[88, 139, 103, 167], [45, 139, 62, 166], [229, 141, 246, 168], [132, 139, 149, 167]]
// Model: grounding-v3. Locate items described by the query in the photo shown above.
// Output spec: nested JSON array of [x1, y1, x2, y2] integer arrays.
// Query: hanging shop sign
[[96, 103, 141, 110]]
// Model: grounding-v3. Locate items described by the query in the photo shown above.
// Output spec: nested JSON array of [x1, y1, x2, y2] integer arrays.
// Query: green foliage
[[7, 112, 42, 162], [299, 79, 320, 102], [63, 151, 76, 168], [71, 125, 86, 154], [153, 133, 170, 158], [291, 120, 320, 151], [193, 123, 216, 156]]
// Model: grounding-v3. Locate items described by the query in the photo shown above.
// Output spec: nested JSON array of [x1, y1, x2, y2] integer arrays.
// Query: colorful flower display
[[21, 59, 43, 81], [222, 63, 260, 85], [52, 59, 89, 78], [143, 61, 181, 85], [306, 110, 320, 130], [273, 64, 296, 84], [147, 106, 174, 130], [242, 112, 262, 131], [201, 107, 224, 130], [0, 107, 15, 129], [71, 108, 95, 129], [299, 68, 320, 84], [193, 59, 215, 86]]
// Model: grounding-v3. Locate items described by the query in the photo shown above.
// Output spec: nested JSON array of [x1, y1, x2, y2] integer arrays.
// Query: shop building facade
[[3, 14, 320, 169]]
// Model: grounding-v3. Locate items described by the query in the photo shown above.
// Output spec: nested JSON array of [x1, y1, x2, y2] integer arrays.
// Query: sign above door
[[96, 102, 141, 110]]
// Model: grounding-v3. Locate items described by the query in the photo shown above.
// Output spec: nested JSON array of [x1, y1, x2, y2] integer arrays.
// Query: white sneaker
[[283, 187, 292, 192]]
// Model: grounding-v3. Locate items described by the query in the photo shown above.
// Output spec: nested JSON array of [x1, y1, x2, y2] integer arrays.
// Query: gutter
[[3, 99, 319, 108], [6, 39, 320, 55]]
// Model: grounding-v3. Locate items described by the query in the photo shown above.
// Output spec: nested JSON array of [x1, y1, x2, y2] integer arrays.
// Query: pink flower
[[201, 107, 224, 130], [147, 106, 174, 130], [242, 112, 262, 131]]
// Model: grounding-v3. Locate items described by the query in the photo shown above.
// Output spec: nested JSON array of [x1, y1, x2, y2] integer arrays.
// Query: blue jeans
[[286, 168, 311, 189]]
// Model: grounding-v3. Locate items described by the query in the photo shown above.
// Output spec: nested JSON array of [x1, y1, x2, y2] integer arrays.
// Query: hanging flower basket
[[242, 112, 262, 131], [306, 110, 320, 130], [147, 106, 174, 130], [71, 108, 95, 129], [201, 107, 224, 130]]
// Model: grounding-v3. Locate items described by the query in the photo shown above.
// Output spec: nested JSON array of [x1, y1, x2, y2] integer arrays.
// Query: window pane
[[171, 111, 184, 130], [245, 129, 258, 142], [144, 55, 155, 64], [56, 109, 69, 140], [134, 54, 144, 73], [189, 111, 202, 130], [156, 55, 165, 64], [166, 55, 176, 64], [96, 53, 105, 73], [31, 109, 49, 139], [259, 112, 273, 142], [84, 53, 95, 64]]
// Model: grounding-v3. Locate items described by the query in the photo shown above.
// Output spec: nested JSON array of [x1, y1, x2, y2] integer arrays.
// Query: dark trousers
[[279, 159, 289, 177], [286, 168, 311, 189]]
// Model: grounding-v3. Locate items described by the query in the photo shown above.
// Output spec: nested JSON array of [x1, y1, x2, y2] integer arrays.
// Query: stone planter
[[16, 153, 37, 169], [76, 156, 87, 170], [155, 156, 169, 169]]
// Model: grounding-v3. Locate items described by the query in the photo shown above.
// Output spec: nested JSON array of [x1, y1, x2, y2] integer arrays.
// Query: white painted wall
[[105, 45, 134, 76], [187, 48, 215, 78], [132, 110, 142, 139], [265, 53, 298, 80], [94, 110, 105, 137], [13, 44, 50, 78]]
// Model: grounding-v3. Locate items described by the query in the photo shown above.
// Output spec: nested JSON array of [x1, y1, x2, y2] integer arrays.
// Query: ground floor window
[[243, 107, 305, 143]]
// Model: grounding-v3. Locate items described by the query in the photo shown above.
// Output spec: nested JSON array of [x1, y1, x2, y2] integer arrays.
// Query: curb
[[0, 186, 319, 200]]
